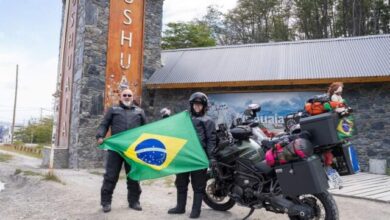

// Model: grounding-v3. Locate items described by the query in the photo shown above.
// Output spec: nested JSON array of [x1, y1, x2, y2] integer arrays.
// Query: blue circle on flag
[[135, 138, 167, 166], [342, 120, 350, 132]]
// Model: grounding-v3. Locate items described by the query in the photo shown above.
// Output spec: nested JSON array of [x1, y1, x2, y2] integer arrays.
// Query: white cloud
[[0, 53, 57, 124], [0, 1, 238, 124], [163, 0, 237, 25]]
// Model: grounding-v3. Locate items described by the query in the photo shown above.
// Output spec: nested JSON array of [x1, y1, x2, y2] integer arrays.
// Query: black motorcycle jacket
[[96, 102, 147, 139], [191, 115, 217, 159]]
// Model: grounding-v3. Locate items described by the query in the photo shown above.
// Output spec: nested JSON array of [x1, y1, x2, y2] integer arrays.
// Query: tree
[[164, 0, 389, 47], [14, 117, 53, 144], [199, 5, 232, 45], [0, 125, 4, 139], [294, 0, 336, 39], [161, 22, 216, 49], [217, 0, 293, 44], [334, 0, 389, 37]]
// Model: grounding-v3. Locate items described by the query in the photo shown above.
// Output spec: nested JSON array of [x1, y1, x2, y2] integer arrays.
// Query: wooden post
[[11, 64, 19, 145]]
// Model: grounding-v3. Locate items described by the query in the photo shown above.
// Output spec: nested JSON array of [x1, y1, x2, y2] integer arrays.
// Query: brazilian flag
[[99, 111, 209, 180], [337, 115, 356, 139]]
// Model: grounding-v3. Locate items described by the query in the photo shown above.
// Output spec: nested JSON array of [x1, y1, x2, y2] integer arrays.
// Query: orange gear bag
[[305, 102, 325, 115]]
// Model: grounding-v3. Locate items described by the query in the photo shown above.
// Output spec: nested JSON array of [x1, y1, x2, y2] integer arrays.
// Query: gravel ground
[[1, 150, 390, 220]]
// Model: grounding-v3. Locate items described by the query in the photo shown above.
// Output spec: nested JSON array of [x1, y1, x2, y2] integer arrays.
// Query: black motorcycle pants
[[175, 169, 208, 194], [101, 150, 142, 205]]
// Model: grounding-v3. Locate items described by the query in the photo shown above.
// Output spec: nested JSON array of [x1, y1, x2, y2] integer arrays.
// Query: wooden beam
[[205, 87, 325, 94], [146, 76, 390, 89], [105, 0, 145, 107]]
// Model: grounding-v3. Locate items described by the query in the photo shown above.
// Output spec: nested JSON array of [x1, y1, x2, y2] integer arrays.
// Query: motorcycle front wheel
[[203, 177, 236, 211], [288, 191, 339, 220]]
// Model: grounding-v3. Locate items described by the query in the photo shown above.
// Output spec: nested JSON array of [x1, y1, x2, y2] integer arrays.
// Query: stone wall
[[344, 83, 390, 171], [67, 0, 108, 168], [146, 82, 390, 171], [65, 0, 163, 168]]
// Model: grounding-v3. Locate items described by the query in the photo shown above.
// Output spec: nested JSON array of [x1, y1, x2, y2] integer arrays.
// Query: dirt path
[[1, 150, 389, 220]]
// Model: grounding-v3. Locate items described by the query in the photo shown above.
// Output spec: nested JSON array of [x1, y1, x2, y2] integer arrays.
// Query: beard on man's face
[[122, 100, 132, 106]]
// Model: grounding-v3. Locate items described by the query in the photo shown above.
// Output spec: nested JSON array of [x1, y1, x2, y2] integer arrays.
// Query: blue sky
[[0, 0, 236, 124], [0, 0, 62, 124]]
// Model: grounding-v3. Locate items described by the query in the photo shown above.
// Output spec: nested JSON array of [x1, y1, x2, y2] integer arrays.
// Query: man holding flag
[[98, 92, 216, 218], [96, 88, 146, 213]]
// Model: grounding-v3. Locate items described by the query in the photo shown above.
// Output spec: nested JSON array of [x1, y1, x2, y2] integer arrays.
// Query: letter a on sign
[[105, 0, 145, 109]]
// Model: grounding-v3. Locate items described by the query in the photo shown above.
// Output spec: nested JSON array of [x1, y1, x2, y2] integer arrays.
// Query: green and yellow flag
[[99, 111, 209, 180], [337, 115, 356, 139]]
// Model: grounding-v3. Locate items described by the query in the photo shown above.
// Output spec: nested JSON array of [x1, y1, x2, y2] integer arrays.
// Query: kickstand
[[242, 207, 255, 220]]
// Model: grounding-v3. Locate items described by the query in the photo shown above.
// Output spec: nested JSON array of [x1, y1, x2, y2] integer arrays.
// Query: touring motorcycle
[[203, 110, 344, 220]]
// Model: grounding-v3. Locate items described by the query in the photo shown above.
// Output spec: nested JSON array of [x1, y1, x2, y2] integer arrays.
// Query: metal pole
[[11, 64, 19, 144], [30, 130, 34, 144]]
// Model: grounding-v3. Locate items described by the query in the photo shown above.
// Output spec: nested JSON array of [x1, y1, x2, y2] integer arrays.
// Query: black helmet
[[189, 92, 208, 115], [189, 92, 208, 106]]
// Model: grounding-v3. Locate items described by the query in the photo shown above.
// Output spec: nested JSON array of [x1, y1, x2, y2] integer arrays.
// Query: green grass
[[0, 146, 42, 158], [141, 179, 156, 186], [14, 168, 42, 176], [89, 170, 104, 176], [0, 153, 13, 162], [14, 168, 64, 184], [386, 168, 390, 176], [36, 145, 44, 150], [163, 176, 175, 187], [43, 173, 65, 185], [14, 169, 22, 175], [23, 170, 42, 176], [89, 170, 127, 180]]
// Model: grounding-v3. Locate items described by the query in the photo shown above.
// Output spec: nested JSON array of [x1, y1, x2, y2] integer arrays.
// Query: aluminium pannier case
[[274, 156, 329, 196], [300, 112, 339, 147]]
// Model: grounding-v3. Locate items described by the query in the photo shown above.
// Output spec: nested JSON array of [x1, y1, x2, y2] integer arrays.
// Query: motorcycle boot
[[168, 192, 187, 214], [189, 192, 203, 218], [102, 204, 111, 213]]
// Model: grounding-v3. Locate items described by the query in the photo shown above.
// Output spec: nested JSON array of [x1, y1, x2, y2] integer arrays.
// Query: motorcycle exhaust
[[267, 195, 313, 218]]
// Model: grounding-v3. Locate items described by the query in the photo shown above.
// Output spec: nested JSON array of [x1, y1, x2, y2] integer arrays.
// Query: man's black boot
[[102, 204, 111, 213], [189, 193, 203, 218], [168, 192, 187, 214], [129, 201, 142, 211]]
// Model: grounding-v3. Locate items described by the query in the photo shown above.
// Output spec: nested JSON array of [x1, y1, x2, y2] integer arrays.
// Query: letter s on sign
[[123, 9, 132, 25]]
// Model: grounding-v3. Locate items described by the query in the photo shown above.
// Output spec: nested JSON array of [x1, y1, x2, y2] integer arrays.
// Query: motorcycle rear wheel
[[288, 191, 339, 220], [203, 177, 236, 211]]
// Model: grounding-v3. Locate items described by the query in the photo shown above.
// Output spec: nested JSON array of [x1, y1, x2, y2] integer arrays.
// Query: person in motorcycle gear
[[243, 103, 261, 121], [168, 92, 217, 219], [96, 89, 147, 213]]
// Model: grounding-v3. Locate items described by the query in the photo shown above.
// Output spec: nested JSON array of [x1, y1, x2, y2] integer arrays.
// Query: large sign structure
[[55, 0, 145, 148], [56, 0, 78, 148], [105, 0, 145, 108], [47, 0, 163, 169]]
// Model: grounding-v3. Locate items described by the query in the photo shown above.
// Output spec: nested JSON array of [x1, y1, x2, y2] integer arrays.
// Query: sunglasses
[[122, 94, 132, 97]]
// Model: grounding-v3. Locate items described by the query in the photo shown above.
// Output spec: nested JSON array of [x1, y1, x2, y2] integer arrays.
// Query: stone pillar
[[43, 0, 164, 169], [142, 0, 164, 118]]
